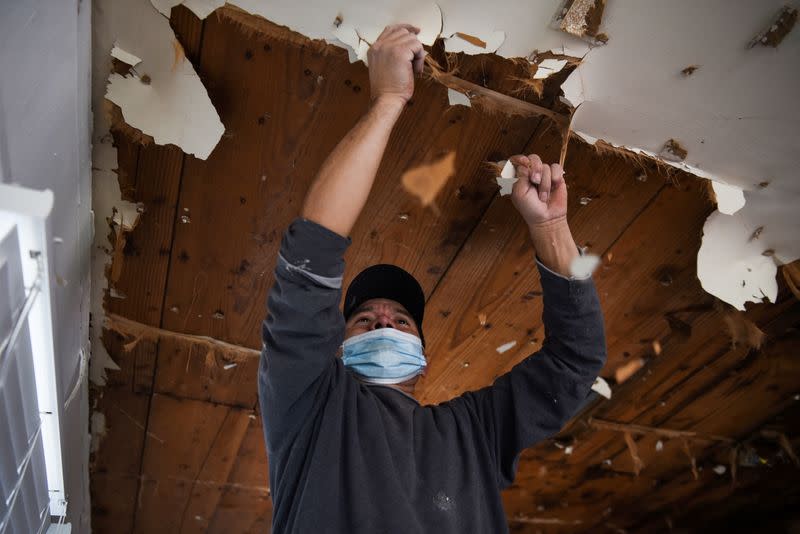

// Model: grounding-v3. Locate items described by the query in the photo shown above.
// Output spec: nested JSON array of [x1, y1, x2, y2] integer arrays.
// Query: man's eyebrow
[[393, 307, 411, 317], [353, 305, 374, 315]]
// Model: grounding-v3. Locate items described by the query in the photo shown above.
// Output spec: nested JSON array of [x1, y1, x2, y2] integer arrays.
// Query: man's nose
[[373, 316, 395, 329]]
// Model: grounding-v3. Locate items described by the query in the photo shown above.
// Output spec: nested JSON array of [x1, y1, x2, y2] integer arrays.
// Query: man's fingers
[[539, 164, 552, 203], [528, 154, 543, 185], [550, 163, 565, 190]]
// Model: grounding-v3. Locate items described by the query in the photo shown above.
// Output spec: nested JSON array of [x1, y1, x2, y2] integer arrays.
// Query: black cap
[[344, 264, 426, 346]]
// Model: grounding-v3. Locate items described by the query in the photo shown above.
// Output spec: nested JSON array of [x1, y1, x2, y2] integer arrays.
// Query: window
[[0, 184, 67, 532]]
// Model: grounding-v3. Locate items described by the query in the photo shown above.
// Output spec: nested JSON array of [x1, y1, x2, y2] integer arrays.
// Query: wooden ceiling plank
[[132, 394, 250, 533], [418, 129, 667, 405]]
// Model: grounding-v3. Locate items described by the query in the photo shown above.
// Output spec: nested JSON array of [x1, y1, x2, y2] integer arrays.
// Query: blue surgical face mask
[[342, 328, 426, 385]]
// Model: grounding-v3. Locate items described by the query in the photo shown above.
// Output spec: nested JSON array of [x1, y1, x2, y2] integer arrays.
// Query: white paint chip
[[590, 376, 612, 399], [223, 363, 238, 370], [711, 181, 745, 215], [655, 440, 663, 452], [496, 340, 517, 354], [110, 45, 142, 67], [569, 253, 600, 279], [496, 160, 517, 196], [447, 88, 471, 107], [533, 58, 568, 79], [713, 464, 727, 475]]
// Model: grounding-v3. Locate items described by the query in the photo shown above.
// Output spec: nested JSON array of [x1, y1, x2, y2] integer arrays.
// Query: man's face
[[344, 298, 421, 341]]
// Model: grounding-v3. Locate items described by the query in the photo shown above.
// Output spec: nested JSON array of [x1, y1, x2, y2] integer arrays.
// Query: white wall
[[0, 0, 93, 531]]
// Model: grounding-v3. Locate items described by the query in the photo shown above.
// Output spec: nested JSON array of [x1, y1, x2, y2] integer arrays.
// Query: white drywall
[[0, 0, 93, 531]]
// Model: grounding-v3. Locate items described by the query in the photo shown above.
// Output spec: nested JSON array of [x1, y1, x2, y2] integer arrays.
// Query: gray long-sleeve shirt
[[259, 218, 607, 533]]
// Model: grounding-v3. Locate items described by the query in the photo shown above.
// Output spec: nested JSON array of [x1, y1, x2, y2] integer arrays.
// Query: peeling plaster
[[104, 0, 224, 160], [533, 58, 569, 79], [102, 0, 798, 314], [495, 160, 517, 196], [447, 88, 471, 107]]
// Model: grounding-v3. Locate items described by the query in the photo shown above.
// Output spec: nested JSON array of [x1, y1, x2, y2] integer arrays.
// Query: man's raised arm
[[259, 26, 425, 447], [457, 154, 607, 487]]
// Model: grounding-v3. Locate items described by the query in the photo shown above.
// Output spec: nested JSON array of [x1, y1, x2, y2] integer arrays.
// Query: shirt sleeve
[[258, 217, 351, 447], [458, 261, 607, 488]]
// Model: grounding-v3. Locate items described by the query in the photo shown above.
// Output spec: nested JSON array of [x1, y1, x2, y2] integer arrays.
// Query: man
[[259, 24, 606, 533]]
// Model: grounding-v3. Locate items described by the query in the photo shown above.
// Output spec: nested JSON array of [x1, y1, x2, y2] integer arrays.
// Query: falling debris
[[579, 196, 592, 205], [496, 160, 517, 196], [659, 139, 688, 162], [553, 0, 608, 44], [681, 65, 700, 77], [713, 465, 727, 475], [453, 32, 487, 48], [591, 377, 612, 399], [723, 311, 765, 350], [615, 358, 645, 384], [223, 363, 238, 370], [447, 88, 472, 108], [651, 340, 662, 356], [401, 152, 457, 207], [655, 440, 664, 452], [111, 44, 142, 66], [533, 59, 569, 79], [478, 313, 488, 326], [748, 6, 797, 48], [496, 340, 518, 354], [569, 254, 600, 279], [711, 181, 745, 215]]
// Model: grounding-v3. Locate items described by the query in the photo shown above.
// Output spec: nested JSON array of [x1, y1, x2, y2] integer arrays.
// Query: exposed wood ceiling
[[90, 6, 800, 533]]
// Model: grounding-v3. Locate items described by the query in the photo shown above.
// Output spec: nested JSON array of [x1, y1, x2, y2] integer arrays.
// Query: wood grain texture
[[133, 394, 252, 533], [417, 128, 667, 405]]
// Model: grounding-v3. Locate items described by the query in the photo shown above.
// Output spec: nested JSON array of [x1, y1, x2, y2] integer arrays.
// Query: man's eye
[[357, 317, 370, 324], [398, 319, 408, 325]]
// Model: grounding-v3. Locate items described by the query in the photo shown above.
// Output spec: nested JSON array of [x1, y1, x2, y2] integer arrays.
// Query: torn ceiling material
[[125, 0, 798, 312], [104, 0, 224, 159]]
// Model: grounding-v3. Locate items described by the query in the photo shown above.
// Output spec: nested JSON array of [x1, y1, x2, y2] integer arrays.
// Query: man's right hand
[[367, 24, 426, 106]]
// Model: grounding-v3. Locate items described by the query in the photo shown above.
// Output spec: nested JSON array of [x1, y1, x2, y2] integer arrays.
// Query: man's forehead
[[354, 298, 410, 314]]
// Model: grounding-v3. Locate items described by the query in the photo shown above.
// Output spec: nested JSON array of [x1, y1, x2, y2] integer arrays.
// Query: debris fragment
[[591, 376, 612, 399], [109, 287, 128, 299], [533, 58, 569, 79], [398, 213, 409, 221], [553, 0, 608, 44], [478, 313, 487, 326], [401, 152, 457, 207], [624, 431, 644, 476], [681, 438, 699, 480], [453, 32, 487, 48], [723, 311, 765, 349], [659, 139, 688, 162], [680, 65, 700, 77], [651, 340, 662, 355], [447, 88, 471, 108], [569, 254, 600, 279], [111, 44, 142, 67], [655, 440, 664, 452], [444, 30, 505, 54], [223, 363, 238, 370], [496, 340, 517, 354], [713, 464, 727, 475], [180, 214, 191, 223], [711, 181, 745, 215], [495, 160, 517, 196], [579, 196, 592, 205], [564, 445, 574, 455], [614, 358, 645, 384], [748, 6, 797, 48]]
